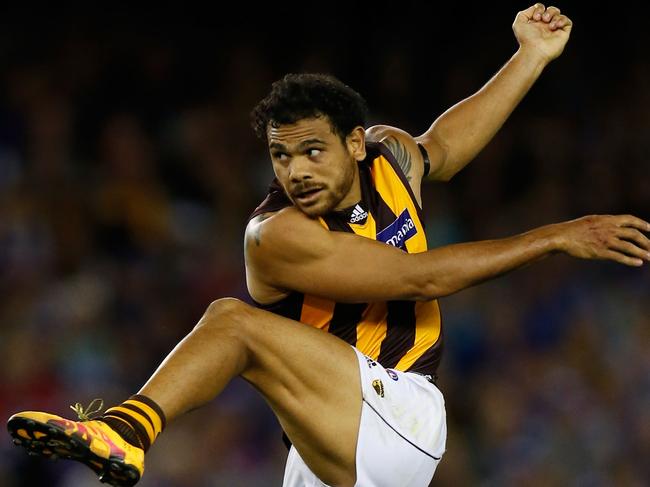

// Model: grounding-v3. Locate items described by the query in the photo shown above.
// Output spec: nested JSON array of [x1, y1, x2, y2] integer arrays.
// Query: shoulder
[[245, 208, 310, 302], [365, 125, 425, 201], [244, 207, 336, 301], [245, 207, 330, 263], [366, 125, 421, 155], [365, 125, 425, 181], [366, 125, 413, 142]]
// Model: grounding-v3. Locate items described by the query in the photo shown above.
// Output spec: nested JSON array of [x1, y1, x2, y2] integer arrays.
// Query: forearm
[[424, 47, 548, 180], [412, 223, 560, 299]]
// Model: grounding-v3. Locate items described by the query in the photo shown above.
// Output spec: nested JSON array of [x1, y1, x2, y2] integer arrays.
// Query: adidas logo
[[349, 204, 368, 223]]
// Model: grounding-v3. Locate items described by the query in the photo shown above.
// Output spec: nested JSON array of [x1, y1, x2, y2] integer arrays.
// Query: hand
[[555, 215, 650, 267], [513, 4, 573, 63]]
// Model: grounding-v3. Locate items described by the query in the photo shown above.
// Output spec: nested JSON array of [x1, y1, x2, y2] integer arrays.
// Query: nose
[[289, 156, 313, 183]]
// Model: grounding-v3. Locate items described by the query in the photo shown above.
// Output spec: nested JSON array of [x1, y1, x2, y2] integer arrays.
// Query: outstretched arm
[[246, 210, 649, 304], [417, 3, 572, 181]]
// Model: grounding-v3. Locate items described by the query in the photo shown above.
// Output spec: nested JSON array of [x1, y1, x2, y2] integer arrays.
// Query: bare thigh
[[214, 299, 362, 486]]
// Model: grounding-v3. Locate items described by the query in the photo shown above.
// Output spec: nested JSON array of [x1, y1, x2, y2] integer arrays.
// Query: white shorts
[[282, 347, 447, 487]]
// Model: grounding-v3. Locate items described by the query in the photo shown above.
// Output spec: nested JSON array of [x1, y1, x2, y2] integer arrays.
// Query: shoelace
[[70, 398, 104, 421]]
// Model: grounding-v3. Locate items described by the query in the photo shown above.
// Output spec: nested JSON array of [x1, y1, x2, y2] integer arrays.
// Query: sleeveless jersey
[[249, 141, 443, 377]]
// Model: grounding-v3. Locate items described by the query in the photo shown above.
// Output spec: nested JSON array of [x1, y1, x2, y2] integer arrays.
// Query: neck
[[334, 164, 361, 211]]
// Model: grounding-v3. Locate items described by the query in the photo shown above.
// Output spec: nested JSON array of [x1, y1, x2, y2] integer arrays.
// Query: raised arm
[[245, 208, 649, 304], [414, 4, 573, 182]]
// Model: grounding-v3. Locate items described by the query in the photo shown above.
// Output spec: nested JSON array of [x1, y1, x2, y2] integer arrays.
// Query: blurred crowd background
[[1, 3, 648, 486]]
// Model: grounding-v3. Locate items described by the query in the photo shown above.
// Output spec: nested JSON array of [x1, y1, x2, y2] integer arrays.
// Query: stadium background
[[1, 2, 648, 486]]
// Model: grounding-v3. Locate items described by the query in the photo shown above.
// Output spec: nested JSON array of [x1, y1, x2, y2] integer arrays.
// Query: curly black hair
[[251, 73, 369, 142]]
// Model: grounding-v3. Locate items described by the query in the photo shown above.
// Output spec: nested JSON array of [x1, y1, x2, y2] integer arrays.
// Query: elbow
[[405, 276, 449, 301], [429, 154, 461, 182], [419, 282, 449, 301], [434, 169, 454, 183]]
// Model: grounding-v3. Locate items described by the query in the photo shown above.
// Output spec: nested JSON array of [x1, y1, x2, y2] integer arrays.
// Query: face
[[268, 117, 366, 217]]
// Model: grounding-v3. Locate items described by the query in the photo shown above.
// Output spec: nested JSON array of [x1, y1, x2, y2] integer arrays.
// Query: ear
[[346, 126, 366, 162]]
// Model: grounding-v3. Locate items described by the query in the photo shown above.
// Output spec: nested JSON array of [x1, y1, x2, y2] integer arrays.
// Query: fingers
[[531, 3, 546, 21], [519, 3, 546, 21], [541, 6, 560, 22], [550, 14, 572, 31], [618, 227, 650, 252], [604, 220, 650, 266], [523, 4, 572, 31], [608, 238, 650, 263], [602, 250, 644, 267], [616, 214, 650, 232]]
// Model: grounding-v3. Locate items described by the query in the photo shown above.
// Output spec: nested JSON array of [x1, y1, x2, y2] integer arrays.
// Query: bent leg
[[139, 298, 362, 487]]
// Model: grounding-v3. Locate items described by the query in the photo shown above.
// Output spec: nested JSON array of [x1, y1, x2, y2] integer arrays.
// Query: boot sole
[[8, 416, 141, 486]]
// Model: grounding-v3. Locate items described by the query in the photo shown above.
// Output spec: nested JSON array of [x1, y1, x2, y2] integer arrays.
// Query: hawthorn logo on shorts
[[376, 209, 417, 249], [372, 379, 384, 398], [386, 369, 399, 381]]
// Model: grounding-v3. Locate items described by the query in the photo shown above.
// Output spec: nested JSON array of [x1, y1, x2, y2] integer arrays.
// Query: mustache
[[291, 183, 323, 196]]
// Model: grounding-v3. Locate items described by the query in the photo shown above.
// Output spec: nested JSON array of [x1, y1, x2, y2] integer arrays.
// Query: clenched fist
[[514, 3, 573, 63]]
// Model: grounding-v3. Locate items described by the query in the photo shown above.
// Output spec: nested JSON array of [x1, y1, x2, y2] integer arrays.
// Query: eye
[[307, 148, 322, 157], [272, 152, 289, 162]]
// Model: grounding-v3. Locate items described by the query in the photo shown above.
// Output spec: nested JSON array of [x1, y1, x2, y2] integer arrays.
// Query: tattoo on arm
[[250, 214, 271, 246], [382, 136, 412, 181]]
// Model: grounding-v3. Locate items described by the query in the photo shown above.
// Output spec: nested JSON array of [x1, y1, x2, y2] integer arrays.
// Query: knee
[[196, 298, 252, 333], [205, 297, 249, 319]]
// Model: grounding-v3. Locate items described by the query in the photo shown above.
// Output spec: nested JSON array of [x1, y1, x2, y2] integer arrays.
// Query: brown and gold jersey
[[249, 141, 443, 377]]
